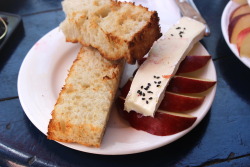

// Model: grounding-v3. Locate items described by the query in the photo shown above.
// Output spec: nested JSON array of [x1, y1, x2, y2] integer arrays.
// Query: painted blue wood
[[0, 11, 64, 99], [0, 0, 62, 16], [0, 0, 250, 166], [196, 0, 229, 60], [209, 156, 250, 167]]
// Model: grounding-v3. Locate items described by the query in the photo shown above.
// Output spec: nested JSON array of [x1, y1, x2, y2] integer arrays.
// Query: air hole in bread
[[93, 0, 99, 6], [95, 8, 111, 18]]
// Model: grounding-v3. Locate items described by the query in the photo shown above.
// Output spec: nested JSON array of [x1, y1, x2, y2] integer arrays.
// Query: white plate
[[221, 1, 250, 68], [18, 1, 217, 155]]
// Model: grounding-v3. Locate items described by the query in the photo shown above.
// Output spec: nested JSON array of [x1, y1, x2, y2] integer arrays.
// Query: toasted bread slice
[[47, 46, 124, 147], [60, 0, 162, 64]]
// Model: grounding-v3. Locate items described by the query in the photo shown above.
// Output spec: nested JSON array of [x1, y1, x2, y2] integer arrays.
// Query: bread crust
[[128, 11, 162, 63], [47, 46, 125, 147], [60, 0, 162, 64]]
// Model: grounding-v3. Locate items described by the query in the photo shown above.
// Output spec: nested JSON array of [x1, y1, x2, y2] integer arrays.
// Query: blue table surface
[[0, 0, 250, 166]]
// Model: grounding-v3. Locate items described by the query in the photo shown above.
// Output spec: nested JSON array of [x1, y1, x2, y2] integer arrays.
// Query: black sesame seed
[[148, 83, 151, 86], [153, 75, 156, 78], [142, 98, 145, 100], [149, 97, 153, 100], [180, 34, 182, 38], [176, 27, 181, 29], [157, 85, 160, 87], [157, 76, 160, 79], [148, 91, 153, 94], [154, 81, 157, 84], [146, 101, 149, 104], [171, 34, 174, 36], [158, 81, 161, 84], [137, 90, 140, 93], [141, 86, 143, 89]]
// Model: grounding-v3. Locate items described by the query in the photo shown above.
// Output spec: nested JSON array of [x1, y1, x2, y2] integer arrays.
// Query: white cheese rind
[[124, 17, 205, 117]]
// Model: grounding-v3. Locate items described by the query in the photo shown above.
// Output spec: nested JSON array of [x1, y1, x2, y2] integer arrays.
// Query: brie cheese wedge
[[124, 17, 205, 117]]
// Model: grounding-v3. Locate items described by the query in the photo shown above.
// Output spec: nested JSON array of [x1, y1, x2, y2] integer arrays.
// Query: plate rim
[[221, 1, 250, 68], [17, 27, 217, 155]]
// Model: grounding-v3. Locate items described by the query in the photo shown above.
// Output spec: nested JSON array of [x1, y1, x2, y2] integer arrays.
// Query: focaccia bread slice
[[47, 46, 124, 147], [60, 0, 161, 64]]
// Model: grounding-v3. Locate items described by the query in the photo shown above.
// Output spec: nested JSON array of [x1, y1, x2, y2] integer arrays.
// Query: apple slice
[[236, 27, 250, 51], [237, 28, 250, 58], [231, 0, 248, 5], [137, 57, 147, 66], [230, 4, 250, 21], [120, 77, 133, 97], [138, 55, 211, 73], [122, 109, 197, 136], [177, 55, 211, 73], [167, 76, 216, 94], [159, 92, 205, 112], [119, 93, 204, 113], [120, 80, 205, 112], [228, 13, 250, 44]]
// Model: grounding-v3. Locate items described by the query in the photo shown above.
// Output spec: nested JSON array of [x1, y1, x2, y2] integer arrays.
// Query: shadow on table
[[21, 110, 210, 167], [0, 88, 211, 167]]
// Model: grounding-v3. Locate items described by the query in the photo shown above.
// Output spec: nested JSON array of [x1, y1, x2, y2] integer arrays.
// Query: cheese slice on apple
[[124, 17, 206, 117]]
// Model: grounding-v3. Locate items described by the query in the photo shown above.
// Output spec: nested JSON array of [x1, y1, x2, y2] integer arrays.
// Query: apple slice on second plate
[[228, 13, 250, 44], [237, 27, 250, 58], [230, 4, 250, 21]]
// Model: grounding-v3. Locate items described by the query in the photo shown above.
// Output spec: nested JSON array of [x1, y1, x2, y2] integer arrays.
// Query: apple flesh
[[231, 0, 248, 5], [236, 27, 250, 51], [228, 13, 250, 44], [230, 4, 250, 21], [138, 55, 211, 74], [159, 92, 205, 112], [177, 55, 211, 73], [237, 28, 250, 58], [167, 76, 216, 94]]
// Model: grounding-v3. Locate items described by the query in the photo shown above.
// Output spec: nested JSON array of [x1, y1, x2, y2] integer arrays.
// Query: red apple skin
[[119, 93, 204, 115], [159, 92, 205, 112], [116, 97, 129, 120], [177, 55, 211, 73], [120, 78, 132, 97], [137, 57, 147, 66], [116, 97, 197, 136], [120, 110, 197, 136], [228, 13, 250, 43], [167, 76, 216, 94], [120, 80, 205, 112], [236, 27, 250, 51]]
